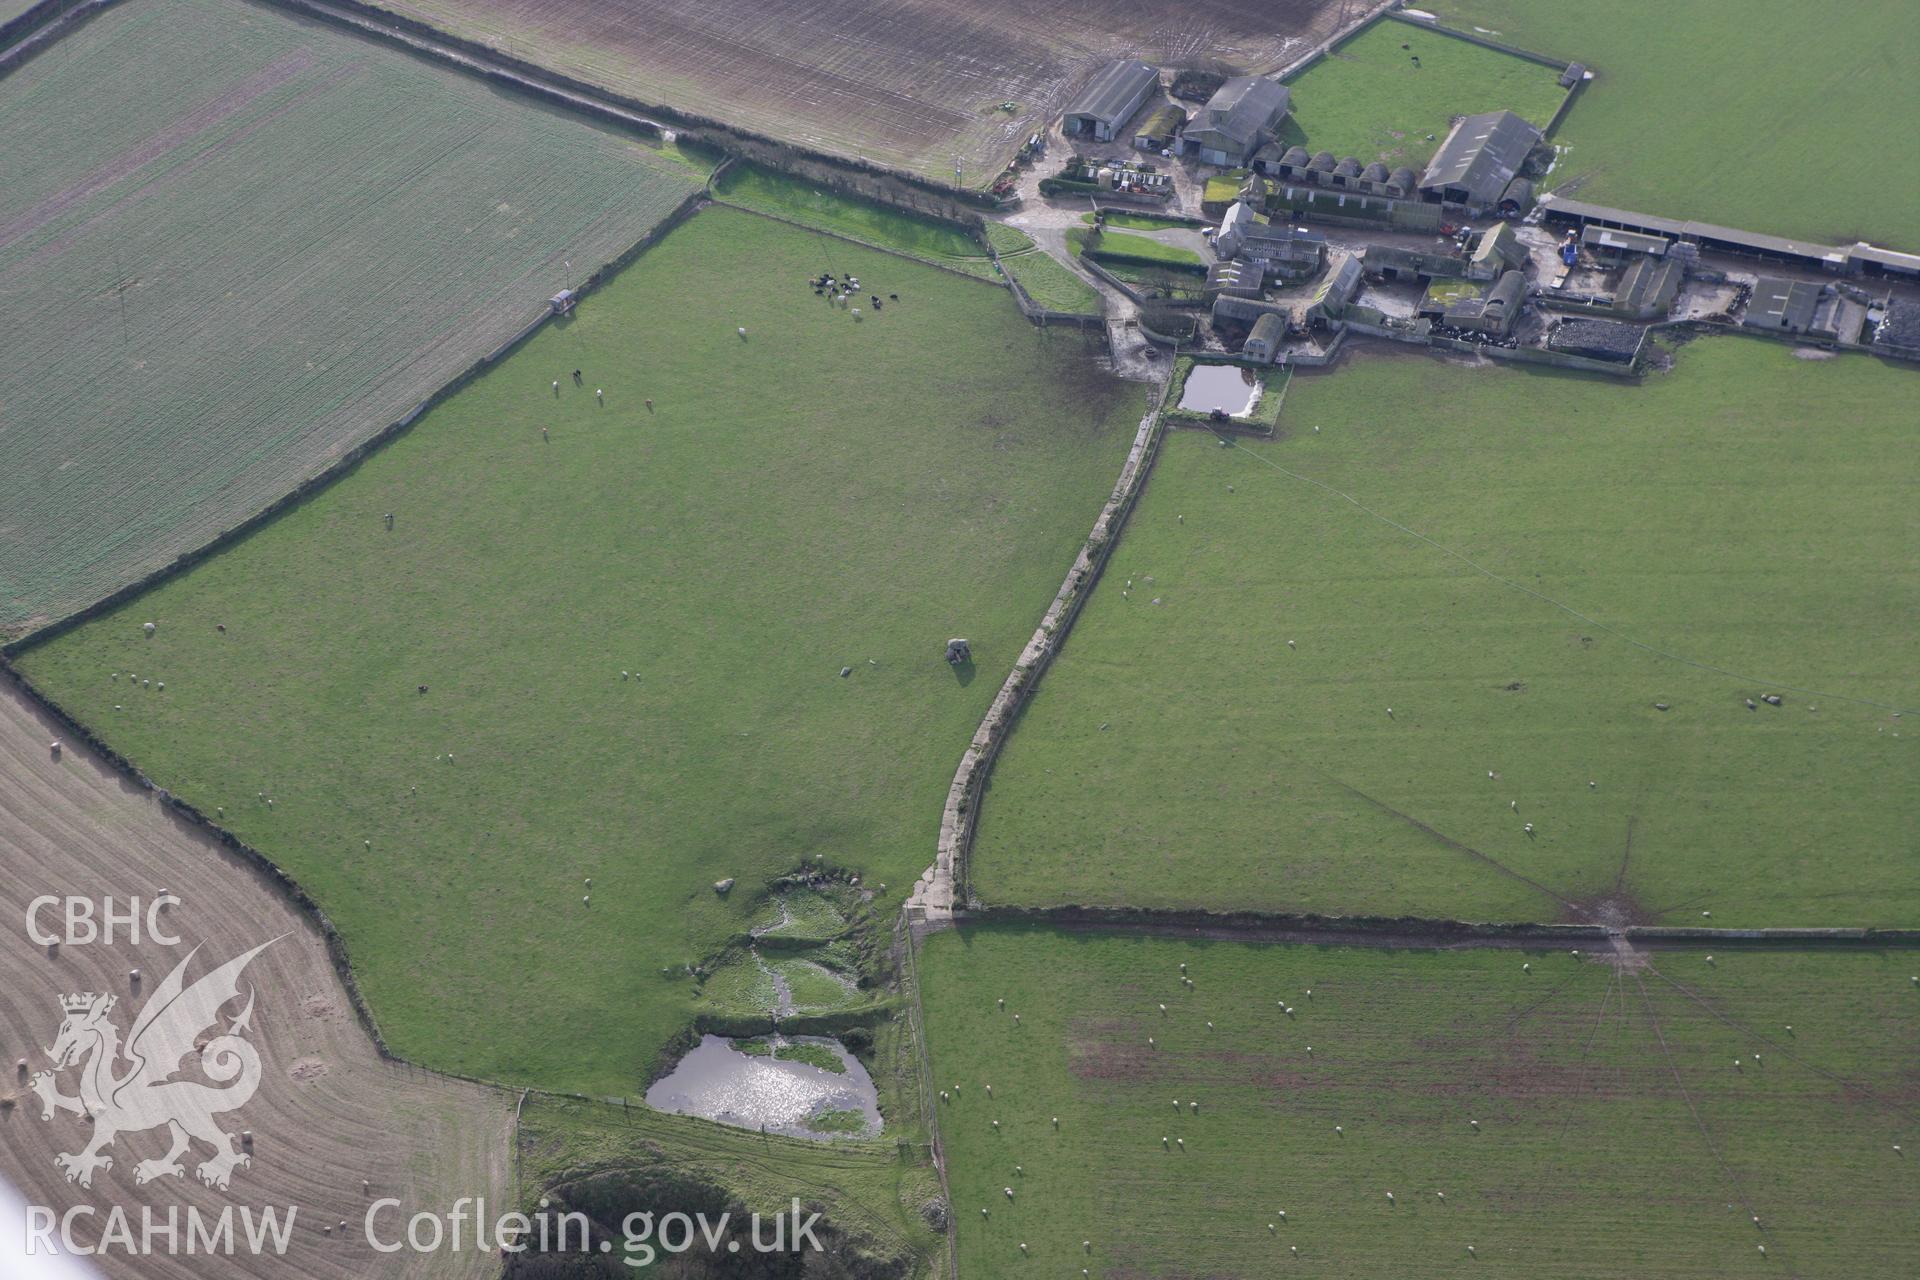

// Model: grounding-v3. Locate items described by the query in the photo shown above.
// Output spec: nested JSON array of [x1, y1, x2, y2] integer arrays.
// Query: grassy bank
[[715, 163, 996, 277]]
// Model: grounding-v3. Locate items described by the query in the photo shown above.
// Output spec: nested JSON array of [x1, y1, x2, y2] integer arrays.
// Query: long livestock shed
[[1540, 197, 1920, 280], [1063, 59, 1161, 141]]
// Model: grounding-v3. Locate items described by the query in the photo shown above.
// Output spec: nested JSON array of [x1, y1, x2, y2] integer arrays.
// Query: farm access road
[[0, 684, 512, 1279]]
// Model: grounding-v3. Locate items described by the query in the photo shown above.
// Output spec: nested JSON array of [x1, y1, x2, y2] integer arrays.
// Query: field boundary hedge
[[1383, 9, 1590, 136], [955, 902, 1920, 950], [0, 195, 712, 1098], [709, 200, 1002, 286], [278, 0, 1011, 206], [0, 0, 117, 74], [923, 370, 1176, 918], [1385, 8, 1577, 72], [4, 187, 706, 653]]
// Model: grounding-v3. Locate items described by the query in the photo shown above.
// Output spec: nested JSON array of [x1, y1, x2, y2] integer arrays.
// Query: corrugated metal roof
[[1064, 59, 1160, 128], [1186, 76, 1291, 151], [1541, 197, 1855, 266], [1745, 276, 1821, 330], [1581, 225, 1670, 255], [1418, 110, 1542, 204]]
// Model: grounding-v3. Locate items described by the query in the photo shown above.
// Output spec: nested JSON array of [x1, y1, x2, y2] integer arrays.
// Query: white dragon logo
[[29, 938, 280, 1191]]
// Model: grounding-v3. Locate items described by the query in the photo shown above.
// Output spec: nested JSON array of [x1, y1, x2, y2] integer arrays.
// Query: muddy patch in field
[[1067, 1019, 1162, 1081], [287, 1056, 328, 1084]]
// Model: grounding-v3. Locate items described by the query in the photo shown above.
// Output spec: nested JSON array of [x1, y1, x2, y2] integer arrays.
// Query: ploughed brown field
[[0, 686, 512, 1280], [373, 0, 1343, 183]]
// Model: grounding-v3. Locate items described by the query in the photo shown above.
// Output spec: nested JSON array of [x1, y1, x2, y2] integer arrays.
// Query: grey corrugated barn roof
[[1387, 165, 1416, 189], [1282, 146, 1311, 167], [1333, 157, 1363, 178], [1361, 161, 1390, 183], [1539, 196, 1861, 269], [1189, 76, 1291, 152], [1065, 59, 1160, 129], [1745, 276, 1821, 331], [1248, 311, 1287, 344], [1485, 269, 1528, 311], [1419, 110, 1542, 204], [1309, 150, 1336, 171]]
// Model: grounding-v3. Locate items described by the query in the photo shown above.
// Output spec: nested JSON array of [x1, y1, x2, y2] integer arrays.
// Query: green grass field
[[920, 924, 1919, 1278], [987, 223, 1102, 316], [1279, 19, 1567, 169], [1079, 212, 1195, 233], [1435, 0, 1920, 248], [1001, 250, 1103, 315], [15, 206, 1145, 1095], [713, 163, 996, 278], [0, 0, 702, 632], [972, 341, 1919, 927]]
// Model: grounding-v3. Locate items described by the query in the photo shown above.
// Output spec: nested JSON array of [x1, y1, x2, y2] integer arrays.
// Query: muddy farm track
[[373, 0, 1344, 183], [0, 686, 511, 1279]]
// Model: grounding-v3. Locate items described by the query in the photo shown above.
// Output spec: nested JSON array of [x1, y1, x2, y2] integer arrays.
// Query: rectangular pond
[[1178, 363, 1262, 416]]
